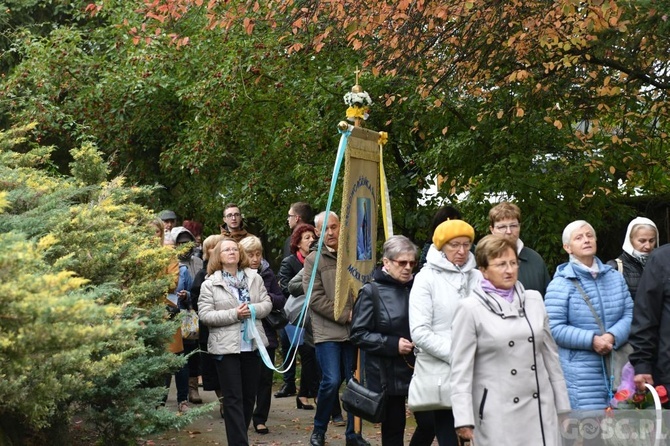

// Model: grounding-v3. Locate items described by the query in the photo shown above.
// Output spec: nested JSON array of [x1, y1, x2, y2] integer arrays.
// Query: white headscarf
[[622, 217, 658, 262]]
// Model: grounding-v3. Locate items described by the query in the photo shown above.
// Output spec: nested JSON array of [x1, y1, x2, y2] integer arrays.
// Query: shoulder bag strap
[[569, 279, 615, 399], [368, 281, 387, 389], [570, 278, 606, 334], [615, 258, 623, 274]]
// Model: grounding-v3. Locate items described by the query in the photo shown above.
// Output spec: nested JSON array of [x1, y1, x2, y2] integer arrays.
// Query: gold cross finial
[[351, 67, 363, 93]]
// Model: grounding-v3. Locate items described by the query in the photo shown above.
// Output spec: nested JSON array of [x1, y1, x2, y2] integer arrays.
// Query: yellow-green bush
[[0, 126, 204, 445]]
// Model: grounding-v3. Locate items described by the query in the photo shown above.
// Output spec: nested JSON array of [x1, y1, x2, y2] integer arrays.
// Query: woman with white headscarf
[[607, 217, 658, 300]]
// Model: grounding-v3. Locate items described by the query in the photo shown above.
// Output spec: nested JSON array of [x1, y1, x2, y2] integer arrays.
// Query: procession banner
[[334, 126, 380, 320]]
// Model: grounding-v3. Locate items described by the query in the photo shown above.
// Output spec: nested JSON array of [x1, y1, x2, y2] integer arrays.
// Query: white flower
[[343, 91, 373, 107]]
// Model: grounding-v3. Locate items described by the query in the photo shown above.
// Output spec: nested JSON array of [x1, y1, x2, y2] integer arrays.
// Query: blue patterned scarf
[[222, 269, 250, 303]]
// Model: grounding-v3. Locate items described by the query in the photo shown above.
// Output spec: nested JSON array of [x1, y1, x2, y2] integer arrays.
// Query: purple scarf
[[481, 278, 515, 303]]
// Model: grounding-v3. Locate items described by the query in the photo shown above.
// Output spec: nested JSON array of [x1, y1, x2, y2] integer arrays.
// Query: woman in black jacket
[[278, 223, 319, 410], [350, 235, 418, 446]]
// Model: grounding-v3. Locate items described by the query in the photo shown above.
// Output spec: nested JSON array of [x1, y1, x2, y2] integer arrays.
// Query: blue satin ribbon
[[254, 124, 352, 373]]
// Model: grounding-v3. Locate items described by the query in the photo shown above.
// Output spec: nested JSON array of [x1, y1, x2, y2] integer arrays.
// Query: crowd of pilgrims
[[153, 200, 664, 446]]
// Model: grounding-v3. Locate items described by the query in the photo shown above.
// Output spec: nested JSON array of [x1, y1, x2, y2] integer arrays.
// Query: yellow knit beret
[[432, 219, 475, 250]]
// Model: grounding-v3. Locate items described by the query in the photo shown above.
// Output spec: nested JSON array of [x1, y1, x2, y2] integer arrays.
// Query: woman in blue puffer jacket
[[545, 220, 633, 410]]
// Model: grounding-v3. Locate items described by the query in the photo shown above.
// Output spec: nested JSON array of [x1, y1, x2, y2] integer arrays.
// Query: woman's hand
[[236, 303, 251, 320], [592, 334, 613, 355], [456, 426, 474, 444], [634, 373, 654, 392], [398, 337, 414, 355]]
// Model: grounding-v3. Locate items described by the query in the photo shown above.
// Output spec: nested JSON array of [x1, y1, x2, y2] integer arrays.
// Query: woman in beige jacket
[[451, 235, 570, 446], [198, 237, 272, 446]]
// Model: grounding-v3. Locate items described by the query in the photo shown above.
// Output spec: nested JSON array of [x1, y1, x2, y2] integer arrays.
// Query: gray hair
[[631, 223, 657, 238], [383, 235, 418, 260], [562, 220, 597, 245], [314, 211, 338, 229]]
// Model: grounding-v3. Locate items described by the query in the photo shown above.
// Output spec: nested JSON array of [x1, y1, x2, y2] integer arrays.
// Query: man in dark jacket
[[283, 201, 314, 258], [629, 243, 670, 401], [220, 203, 254, 242], [276, 201, 315, 398]]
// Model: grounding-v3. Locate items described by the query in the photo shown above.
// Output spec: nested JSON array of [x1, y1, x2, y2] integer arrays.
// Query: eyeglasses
[[225, 212, 241, 219], [287, 214, 297, 219], [445, 242, 472, 251], [389, 259, 417, 268], [494, 223, 520, 232], [222, 247, 239, 253]]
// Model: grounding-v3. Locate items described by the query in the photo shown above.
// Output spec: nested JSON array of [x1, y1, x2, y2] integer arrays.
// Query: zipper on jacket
[[478, 388, 488, 421]]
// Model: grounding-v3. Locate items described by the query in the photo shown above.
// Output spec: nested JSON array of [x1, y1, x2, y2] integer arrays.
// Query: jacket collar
[[210, 268, 255, 287], [425, 244, 477, 273], [555, 257, 612, 280], [373, 266, 414, 289], [472, 280, 526, 318]]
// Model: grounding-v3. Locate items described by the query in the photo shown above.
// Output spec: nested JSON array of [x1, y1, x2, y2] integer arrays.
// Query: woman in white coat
[[451, 235, 570, 446], [198, 237, 272, 446], [409, 219, 479, 446]]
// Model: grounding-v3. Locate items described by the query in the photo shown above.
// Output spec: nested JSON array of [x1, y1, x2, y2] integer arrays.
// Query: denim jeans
[[164, 351, 189, 404], [314, 341, 356, 439]]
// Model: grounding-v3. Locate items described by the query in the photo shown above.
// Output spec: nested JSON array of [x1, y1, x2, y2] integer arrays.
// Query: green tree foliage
[[0, 124, 205, 445], [138, 0, 669, 267], [1, 0, 669, 270], [0, 1, 441, 261]]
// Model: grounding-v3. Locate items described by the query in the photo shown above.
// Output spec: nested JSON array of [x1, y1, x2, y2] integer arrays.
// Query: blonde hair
[[150, 218, 165, 245], [207, 238, 249, 275], [202, 235, 224, 260], [239, 235, 263, 254]]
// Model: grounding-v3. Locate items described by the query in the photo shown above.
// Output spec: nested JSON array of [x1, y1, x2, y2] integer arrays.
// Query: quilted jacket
[[545, 258, 633, 409]]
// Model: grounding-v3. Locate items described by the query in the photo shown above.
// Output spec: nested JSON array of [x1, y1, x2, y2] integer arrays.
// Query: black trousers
[[252, 347, 275, 427], [381, 395, 408, 446], [183, 339, 200, 377], [216, 352, 261, 446], [200, 342, 220, 391], [410, 410, 436, 446], [297, 344, 319, 398], [433, 408, 458, 446]]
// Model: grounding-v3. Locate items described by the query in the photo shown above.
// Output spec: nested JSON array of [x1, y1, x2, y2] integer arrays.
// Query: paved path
[[145, 381, 424, 446]]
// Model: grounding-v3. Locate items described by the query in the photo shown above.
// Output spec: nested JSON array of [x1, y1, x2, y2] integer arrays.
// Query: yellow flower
[[378, 132, 388, 146], [346, 106, 368, 119]]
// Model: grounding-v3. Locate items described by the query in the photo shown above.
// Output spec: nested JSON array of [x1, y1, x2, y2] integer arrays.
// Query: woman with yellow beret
[[408, 219, 480, 446]]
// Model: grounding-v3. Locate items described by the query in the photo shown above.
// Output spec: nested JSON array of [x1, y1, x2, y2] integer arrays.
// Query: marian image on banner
[[357, 197, 372, 261], [334, 126, 380, 319]]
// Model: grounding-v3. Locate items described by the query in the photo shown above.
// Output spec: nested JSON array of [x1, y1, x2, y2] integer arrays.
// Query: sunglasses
[[389, 259, 417, 268]]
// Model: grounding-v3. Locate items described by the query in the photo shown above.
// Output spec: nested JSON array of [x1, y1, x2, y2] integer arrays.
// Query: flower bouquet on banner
[[604, 362, 666, 446]]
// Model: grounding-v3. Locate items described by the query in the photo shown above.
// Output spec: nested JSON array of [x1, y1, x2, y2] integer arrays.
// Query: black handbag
[[265, 308, 289, 330], [341, 377, 387, 423], [340, 282, 387, 423]]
